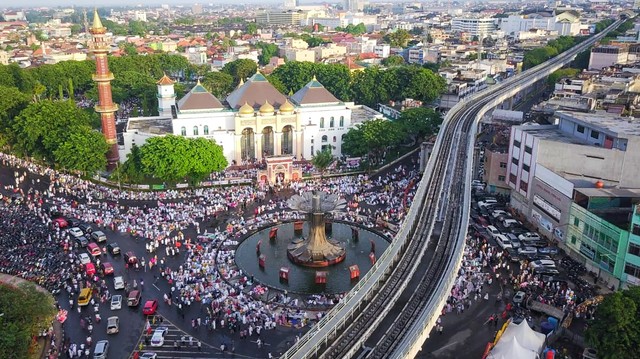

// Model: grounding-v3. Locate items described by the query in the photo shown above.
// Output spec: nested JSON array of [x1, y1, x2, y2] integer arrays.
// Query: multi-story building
[[483, 146, 510, 194], [345, 0, 364, 12], [256, 11, 307, 26], [283, 48, 315, 62], [284, 0, 298, 9], [374, 44, 390, 58], [451, 17, 497, 37], [589, 44, 629, 70], [314, 43, 347, 62]]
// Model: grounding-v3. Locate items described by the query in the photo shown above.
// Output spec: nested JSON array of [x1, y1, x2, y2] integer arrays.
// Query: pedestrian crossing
[[128, 315, 234, 359]]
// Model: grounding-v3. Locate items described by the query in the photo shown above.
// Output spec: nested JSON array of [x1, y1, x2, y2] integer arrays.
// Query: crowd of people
[[0, 150, 422, 357]]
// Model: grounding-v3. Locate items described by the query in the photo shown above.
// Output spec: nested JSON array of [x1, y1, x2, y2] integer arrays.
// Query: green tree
[[586, 287, 640, 359], [201, 71, 234, 98], [255, 42, 279, 66], [384, 29, 411, 47], [270, 61, 316, 95], [312, 147, 334, 179], [381, 55, 405, 67], [342, 119, 402, 163], [396, 107, 442, 144], [0, 86, 30, 147], [547, 68, 580, 85], [128, 20, 147, 37], [221, 59, 258, 84], [245, 22, 258, 35], [137, 135, 227, 183], [53, 129, 108, 173]]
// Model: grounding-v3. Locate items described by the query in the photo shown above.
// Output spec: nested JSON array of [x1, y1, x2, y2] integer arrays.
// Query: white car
[[110, 295, 122, 310], [106, 316, 119, 334], [69, 227, 83, 238], [517, 246, 538, 256], [529, 259, 556, 269], [113, 276, 125, 290], [150, 327, 168, 347], [491, 210, 508, 219], [478, 199, 498, 208], [495, 234, 513, 250], [78, 253, 91, 265], [519, 232, 542, 242]]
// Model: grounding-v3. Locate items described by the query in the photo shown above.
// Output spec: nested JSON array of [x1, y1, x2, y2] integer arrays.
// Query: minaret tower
[[89, 9, 120, 168], [156, 73, 176, 114]]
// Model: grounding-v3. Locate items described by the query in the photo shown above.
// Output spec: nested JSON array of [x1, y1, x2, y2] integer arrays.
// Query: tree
[[137, 135, 227, 183], [381, 55, 405, 67], [384, 29, 411, 47], [0, 86, 30, 147], [312, 147, 334, 179], [245, 22, 258, 35], [585, 287, 640, 359], [221, 59, 258, 84], [255, 42, 279, 66], [53, 129, 108, 173], [0, 282, 56, 359], [342, 119, 402, 164], [201, 71, 234, 98], [396, 107, 442, 144], [547, 68, 580, 85]]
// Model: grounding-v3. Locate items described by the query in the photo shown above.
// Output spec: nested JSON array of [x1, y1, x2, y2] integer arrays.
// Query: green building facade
[[622, 205, 640, 287]]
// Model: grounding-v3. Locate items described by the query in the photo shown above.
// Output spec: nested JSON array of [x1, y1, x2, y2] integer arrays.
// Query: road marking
[[432, 340, 459, 354], [153, 284, 160, 291]]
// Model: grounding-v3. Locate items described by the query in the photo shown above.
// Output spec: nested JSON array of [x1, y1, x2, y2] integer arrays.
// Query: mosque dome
[[259, 100, 275, 115], [279, 99, 295, 114], [239, 102, 254, 116]]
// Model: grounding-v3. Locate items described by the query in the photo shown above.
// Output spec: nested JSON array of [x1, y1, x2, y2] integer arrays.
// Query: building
[[483, 146, 510, 194], [192, 4, 203, 15], [499, 12, 580, 37], [89, 11, 119, 168], [314, 43, 347, 62], [122, 73, 382, 165], [283, 48, 316, 62], [374, 44, 390, 58], [451, 17, 497, 37], [589, 45, 629, 70], [345, 0, 364, 12], [256, 11, 306, 26], [284, 0, 298, 9]]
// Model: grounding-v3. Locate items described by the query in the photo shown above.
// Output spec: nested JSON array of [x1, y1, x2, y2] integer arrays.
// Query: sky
[[1, 0, 295, 7]]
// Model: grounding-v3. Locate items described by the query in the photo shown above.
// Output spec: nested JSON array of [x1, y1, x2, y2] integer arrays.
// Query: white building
[[451, 17, 497, 37], [122, 73, 382, 164], [499, 13, 581, 38]]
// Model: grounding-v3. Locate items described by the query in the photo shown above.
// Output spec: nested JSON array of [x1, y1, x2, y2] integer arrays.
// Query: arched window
[[339, 116, 344, 127], [241, 128, 255, 160], [203, 125, 209, 135], [281, 125, 293, 155], [321, 135, 328, 143], [320, 117, 325, 128], [193, 126, 199, 136], [330, 117, 334, 128], [262, 126, 274, 156], [333, 136, 337, 142], [181, 127, 186, 136]]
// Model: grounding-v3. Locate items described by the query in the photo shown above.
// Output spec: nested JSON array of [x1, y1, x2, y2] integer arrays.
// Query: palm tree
[[312, 147, 334, 181]]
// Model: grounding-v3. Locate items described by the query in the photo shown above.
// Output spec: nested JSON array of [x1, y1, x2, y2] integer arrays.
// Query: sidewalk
[[0, 273, 62, 359]]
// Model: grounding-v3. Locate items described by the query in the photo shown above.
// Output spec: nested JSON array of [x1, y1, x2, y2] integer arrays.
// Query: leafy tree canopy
[[381, 55, 405, 67], [221, 59, 258, 84], [201, 71, 235, 98], [396, 107, 442, 144]]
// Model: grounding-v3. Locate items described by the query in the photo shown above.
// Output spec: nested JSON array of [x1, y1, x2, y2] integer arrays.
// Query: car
[[517, 246, 538, 256], [101, 262, 114, 275], [69, 227, 83, 238], [77, 288, 92, 307], [93, 340, 109, 359], [535, 267, 560, 275], [79, 223, 94, 234], [75, 235, 89, 248], [106, 316, 119, 334], [124, 251, 138, 265], [85, 262, 96, 276], [478, 199, 498, 208], [518, 232, 542, 242], [513, 291, 526, 305], [495, 234, 512, 250], [110, 295, 122, 310], [491, 210, 509, 219], [91, 231, 107, 243], [140, 353, 158, 359], [505, 233, 521, 248], [486, 225, 501, 239], [529, 259, 556, 269], [538, 247, 559, 255], [53, 217, 68, 228], [143, 300, 159, 315], [127, 290, 141, 307], [113, 276, 125, 290], [78, 253, 92, 265], [87, 243, 101, 257], [150, 327, 168, 347], [107, 242, 120, 255], [66, 218, 81, 227], [503, 219, 521, 228]]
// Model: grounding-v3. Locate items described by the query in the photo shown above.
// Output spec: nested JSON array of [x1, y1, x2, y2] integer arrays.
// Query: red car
[[142, 300, 158, 315], [101, 262, 114, 276], [53, 217, 68, 228]]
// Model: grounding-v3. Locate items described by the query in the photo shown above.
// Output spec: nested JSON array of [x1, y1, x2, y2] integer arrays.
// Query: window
[[633, 224, 640, 236], [320, 117, 325, 128], [574, 217, 580, 226], [333, 136, 337, 142], [311, 139, 314, 144], [577, 125, 585, 133], [311, 145, 314, 154], [181, 127, 186, 136], [571, 235, 577, 245], [625, 262, 640, 278], [509, 173, 517, 185], [512, 157, 519, 166], [339, 116, 344, 127], [590, 130, 600, 139], [629, 243, 640, 257], [330, 117, 335, 128], [498, 175, 506, 181], [193, 126, 199, 136], [203, 125, 209, 135], [523, 164, 530, 172], [513, 140, 521, 148], [524, 146, 532, 154], [519, 180, 528, 192], [499, 162, 507, 168], [322, 135, 328, 143]]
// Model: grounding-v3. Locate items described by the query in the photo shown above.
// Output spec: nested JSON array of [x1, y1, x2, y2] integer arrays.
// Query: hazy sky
[[1, 0, 294, 7]]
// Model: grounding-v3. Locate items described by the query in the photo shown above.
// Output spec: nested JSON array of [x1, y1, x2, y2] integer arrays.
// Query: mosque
[[121, 71, 384, 165]]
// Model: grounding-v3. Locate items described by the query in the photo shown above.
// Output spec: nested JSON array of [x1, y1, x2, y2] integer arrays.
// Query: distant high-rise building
[[192, 3, 203, 15], [345, 0, 364, 12], [284, 0, 298, 9]]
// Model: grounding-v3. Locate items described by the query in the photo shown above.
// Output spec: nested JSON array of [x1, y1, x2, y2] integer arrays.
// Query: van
[[478, 199, 498, 209], [91, 231, 107, 243], [127, 290, 141, 307], [77, 288, 92, 306], [87, 243, 101, 257], [486, 225, 500, 239], [495, 234, 512, 250], [503, 219, 521, 228]]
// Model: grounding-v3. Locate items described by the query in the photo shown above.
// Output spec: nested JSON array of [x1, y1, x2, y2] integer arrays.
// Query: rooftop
[[518, 125, 590, 145], [126, 116, 173, 135], [556, 110, 640, 137]]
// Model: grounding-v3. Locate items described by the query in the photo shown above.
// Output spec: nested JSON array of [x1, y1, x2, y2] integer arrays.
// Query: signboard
[[176, 183, 189, 188], [533, 194, 561, 221], [138, 184, 150, 190], [151, 184, 165, 190]]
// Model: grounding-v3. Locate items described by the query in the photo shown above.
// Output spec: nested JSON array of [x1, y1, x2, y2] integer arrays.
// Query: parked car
[[486, 225, 501, 239], [75, 235, 89, 248], [538, 247, 559, 255], [513, 291, 526, 305], [85, 262, 96, 276], [113, 276, 125, 290], [79, 223, 93, 234], [535, 267, 560, 275], [140, 353, 158, 359], [505, 233, 521, 249], [491, 210, 509, 219], [519, 232, 542, 242], [91, 231, 107, 243], [150, 327, 168, 347], [143, 300, 159, 315], [87, 243, 101, 257], [503, 219, 521, 228], [124, 251, 138, 265], [77, 288, 92, 307], [127, 290, 141, 307], [529, 259, 556, 269], [78, 253, 91, 265], [106, 316, 119, 334], [107, 242, 120, 255], [93, 340, 109, 359], [478, 199, 498, 209], [52, 217, 68, 228], [66, 218, 81, 227], [495, 234, 513, 250], [517, 246, 538, 256], [69, 227, 83, 238], [101, 262, 114, 275], [110, 295, 122, 310]]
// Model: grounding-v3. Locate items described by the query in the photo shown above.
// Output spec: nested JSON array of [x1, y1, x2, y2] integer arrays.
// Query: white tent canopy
[[488, 321, 545, 359], [488, 336, 538, 359]]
